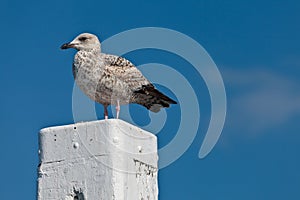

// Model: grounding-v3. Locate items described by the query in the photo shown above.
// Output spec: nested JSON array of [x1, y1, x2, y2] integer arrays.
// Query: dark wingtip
[[170, 99, 177, 104]]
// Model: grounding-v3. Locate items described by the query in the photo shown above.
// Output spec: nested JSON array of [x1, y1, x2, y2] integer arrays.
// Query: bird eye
[[78, 36, 88, 41]]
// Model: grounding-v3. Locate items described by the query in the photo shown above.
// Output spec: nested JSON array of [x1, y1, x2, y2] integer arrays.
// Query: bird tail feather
[[133, 84, 177, 113]]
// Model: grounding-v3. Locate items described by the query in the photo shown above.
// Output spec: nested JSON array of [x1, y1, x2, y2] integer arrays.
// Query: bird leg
[[116, 100, 120, 119], [104, 105, 108, 120]]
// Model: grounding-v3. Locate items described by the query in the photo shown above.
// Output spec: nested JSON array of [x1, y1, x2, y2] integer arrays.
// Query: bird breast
[[73, 51, 132, 105]]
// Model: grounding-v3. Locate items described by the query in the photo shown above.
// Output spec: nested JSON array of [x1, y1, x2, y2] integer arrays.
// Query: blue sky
[[1, 0, 300, 199]]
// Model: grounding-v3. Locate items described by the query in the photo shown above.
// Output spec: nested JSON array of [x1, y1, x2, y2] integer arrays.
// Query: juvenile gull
[[61, 33, 177, 119]]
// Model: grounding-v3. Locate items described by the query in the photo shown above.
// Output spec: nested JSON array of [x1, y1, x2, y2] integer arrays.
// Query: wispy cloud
[[223, 68, 300, 135]]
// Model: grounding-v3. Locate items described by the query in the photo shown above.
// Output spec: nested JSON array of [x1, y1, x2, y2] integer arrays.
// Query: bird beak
[[60, 42, 75, 50]]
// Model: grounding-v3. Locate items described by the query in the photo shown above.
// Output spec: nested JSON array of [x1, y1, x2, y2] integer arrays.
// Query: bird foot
[[104, 105, 108, 120]]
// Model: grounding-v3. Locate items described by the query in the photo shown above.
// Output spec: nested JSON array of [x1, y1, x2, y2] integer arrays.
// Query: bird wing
[[101, 54, 177, 112], [102, 54, 151, 90]]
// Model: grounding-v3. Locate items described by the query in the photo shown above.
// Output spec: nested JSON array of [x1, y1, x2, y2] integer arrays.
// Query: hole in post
[[73, 188, 85, 200], [73, 192, 84, 200]]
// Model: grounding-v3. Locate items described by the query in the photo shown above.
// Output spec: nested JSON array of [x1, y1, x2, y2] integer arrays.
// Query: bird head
[[61, 33, 101, 51]]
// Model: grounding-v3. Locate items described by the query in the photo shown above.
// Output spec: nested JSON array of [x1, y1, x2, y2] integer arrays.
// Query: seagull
[[61, 33, 177, 119]]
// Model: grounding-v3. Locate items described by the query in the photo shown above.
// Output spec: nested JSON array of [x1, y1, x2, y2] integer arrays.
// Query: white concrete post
[[37, 119, 158, 200]]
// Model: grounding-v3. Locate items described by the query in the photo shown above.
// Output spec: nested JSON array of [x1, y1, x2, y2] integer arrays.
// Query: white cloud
[[223, 68, 300, 135]]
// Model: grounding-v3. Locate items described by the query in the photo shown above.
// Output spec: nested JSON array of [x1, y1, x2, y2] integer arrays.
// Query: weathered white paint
[[37, 119, 158, 200]]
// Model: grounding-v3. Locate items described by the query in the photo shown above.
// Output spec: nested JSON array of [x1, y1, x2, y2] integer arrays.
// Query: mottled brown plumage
[[61, 33, 177, 118]]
